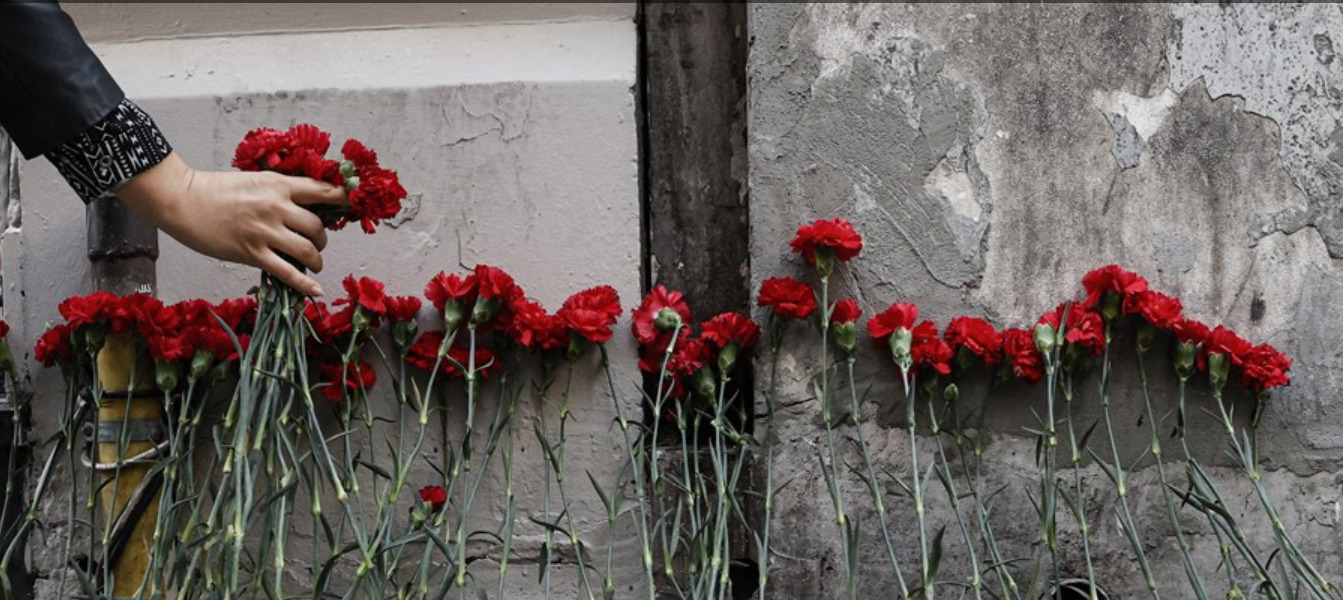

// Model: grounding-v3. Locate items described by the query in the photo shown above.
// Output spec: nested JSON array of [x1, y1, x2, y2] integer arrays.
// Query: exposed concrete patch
[[1093, 88, 1180, 170], [1104, 113, 1142, 170], [923, 158, 980, 221], [1168, 4, 1343, 256]]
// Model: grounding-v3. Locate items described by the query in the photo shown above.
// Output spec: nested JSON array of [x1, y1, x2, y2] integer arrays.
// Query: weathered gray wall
[[749, 3, 1343, 597]]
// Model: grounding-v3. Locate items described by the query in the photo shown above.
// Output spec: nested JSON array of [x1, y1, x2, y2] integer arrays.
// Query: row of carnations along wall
[[4, 2, 1343, 599]]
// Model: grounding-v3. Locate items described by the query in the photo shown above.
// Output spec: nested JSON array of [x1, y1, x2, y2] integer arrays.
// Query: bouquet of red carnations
[[233, 124, 407, 233]]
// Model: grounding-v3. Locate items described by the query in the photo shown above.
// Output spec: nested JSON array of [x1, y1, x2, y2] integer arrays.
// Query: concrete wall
[[5, 5, 640, 598], [749, 3, 1343, 597]]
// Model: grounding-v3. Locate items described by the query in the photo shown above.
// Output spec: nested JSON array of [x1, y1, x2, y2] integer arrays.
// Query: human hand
[[116, 152, 348, 296]]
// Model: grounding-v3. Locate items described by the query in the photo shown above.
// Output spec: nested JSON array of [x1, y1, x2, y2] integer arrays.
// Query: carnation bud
[[888, 327, 913, 367], [693, 368, 716, 398], [1208, 352, 1230, 390], [944, 383, 960, 404], [409, 503, 428, 528], [339, 159, 358, 180], [654, 307, 683, 332], [1033, 323, 1056, 355], [566, 335, 587, 364], [352, 308, 372, 333], [392, 320, 417, 354], [0, 342, 13, 377], [189, 350, 215, 383], [344, 176, 361, 192], [471, 298, 500, 326], [84, 325, 108, 356], [155, 359, 180, 393], [814, 248, 836, 280], [831, 321, 857, 356], [1136, 322, 1157, 353], [717, 342, 740, 375], [443, 300, 467, 331], [1100, 292, 1122, 321], [1174, 340, 1198, 379]]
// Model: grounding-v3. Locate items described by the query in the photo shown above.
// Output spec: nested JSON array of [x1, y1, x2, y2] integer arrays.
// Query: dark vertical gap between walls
[[639, 3, 755, 597], [636, 0, 653, 297]]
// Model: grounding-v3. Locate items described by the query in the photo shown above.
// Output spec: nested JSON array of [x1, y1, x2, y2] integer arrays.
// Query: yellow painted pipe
[[95, 332, 162, 599]]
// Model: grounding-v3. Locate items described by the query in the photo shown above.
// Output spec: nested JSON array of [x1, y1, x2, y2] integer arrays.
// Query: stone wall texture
[[749, 3, 1343, 598], [6, 2, 1343, 599]]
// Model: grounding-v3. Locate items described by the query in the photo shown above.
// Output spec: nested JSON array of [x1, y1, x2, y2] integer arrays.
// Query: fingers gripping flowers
[[233, 124, 408, 234]]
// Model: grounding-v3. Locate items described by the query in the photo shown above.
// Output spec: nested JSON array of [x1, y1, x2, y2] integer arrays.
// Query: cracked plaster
[[750, 4, 1343, 597]]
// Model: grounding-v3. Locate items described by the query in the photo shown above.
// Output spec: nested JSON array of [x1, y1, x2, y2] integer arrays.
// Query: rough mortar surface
[[750, 4, 1343, 597]]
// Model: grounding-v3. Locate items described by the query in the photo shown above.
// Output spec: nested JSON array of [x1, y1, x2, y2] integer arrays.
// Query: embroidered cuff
[[45, 99, 173, 203]]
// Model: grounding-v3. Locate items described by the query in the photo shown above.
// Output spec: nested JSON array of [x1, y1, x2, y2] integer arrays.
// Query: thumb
[[283, 175, 349, 206]]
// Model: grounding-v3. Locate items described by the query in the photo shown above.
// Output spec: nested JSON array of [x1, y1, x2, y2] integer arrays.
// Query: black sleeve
[[0, 0, 125, 159]]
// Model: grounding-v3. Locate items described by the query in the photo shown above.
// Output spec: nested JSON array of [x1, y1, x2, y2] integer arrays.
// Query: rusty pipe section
[[87, 196, 161, 598], [87, 196, 158, 296]]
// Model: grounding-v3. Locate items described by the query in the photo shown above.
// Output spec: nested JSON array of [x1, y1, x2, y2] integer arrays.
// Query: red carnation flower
[[1239, 343, 1291, 391], [1082, 265, 1149, 310], [668, 337, 711, 376], [405, 331, 499, 379], [1173, 319, 1210, 347], [35, 324, 73, 367], [1038, 303, 1106, 356], [701, 313, 761, 351], [58, 291, 117, 330], [338, 275, 389, 317], [632, 285, 692, 346], [944, 316, 1003, 366], [830, 298, 862, 325], [214, 297, 259, 332], [508, 300, 567, 351], [232, 127, 296, 172], [757, 278, 817, 320], [341, 139, 378, 169], [288, 124, 332, 156], [424, 271, 478, 313], [385, 295, 422, 324], [342, 164, 407, 234], [474, 265, 523, 303], [789, 218, 863, 264], [1125, 290, 1183, 329], [319, 359, 377, 403], [1204, 326, 1252, 362], [558, 286, 622, 343], [419, 485, 448, 512], [1001, 328, 1043, 383], [911, 321, 953, 375], [866, 303, 919, 345]]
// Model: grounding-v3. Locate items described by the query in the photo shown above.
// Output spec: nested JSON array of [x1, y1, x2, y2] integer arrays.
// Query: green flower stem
[[927, 390, 981, 600], [553, 364, 598, 600], [600, 346, 657, 600], [1211, 383, 1336, 599], [1136, 351, 1208, 600], [1027, 350, 1061, 600], [1175, 377, 1255, 597], [900, 365, 932, 600], [845, 358, 910, 598], [815, 276, 857, 600], [757, 322, 785, 600], [1095, 336, 1159, 598], [950, 394, 1020, 600], [648, 325, 684, 588], [1060, 371, 1098, 599]]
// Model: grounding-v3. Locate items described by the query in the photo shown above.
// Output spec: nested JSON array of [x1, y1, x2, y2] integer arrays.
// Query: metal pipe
[[86, 196, 160, 598]]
